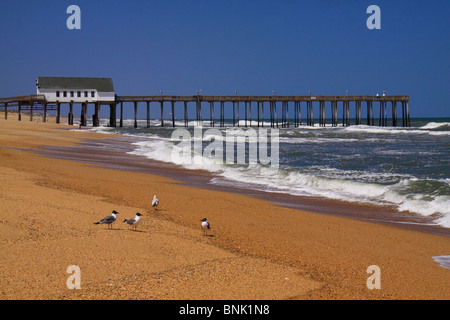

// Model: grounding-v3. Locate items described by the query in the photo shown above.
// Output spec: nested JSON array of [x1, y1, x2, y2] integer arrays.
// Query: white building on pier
[[36, 77, 115, 103]]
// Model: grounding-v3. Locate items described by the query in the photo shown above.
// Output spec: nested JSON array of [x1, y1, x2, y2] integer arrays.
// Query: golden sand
[[0, 114, 449, 300]]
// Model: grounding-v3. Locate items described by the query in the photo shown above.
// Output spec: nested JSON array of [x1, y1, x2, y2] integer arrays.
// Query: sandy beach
[[0, 114, 449, 300]]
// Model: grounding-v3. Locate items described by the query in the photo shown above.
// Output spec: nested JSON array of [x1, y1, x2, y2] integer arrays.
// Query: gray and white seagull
[[200, 218, 211, 236], [152, 195, 159, 211], [123, 213, 142, 231], [94, 210, 119, 229]]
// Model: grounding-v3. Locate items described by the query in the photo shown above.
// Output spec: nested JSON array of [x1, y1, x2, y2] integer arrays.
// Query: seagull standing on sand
[[123, 213, 142, 231], [94, 210, 119, 229], [152, 195, 159, 211], [200, 218, 210, 236]]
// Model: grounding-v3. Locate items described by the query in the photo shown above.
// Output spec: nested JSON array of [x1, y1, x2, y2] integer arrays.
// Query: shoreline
[[37, 134, 450, 237], [1, 116, 450, 300]]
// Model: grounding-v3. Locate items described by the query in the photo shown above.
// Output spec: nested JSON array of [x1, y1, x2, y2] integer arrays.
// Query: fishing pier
[[0, 93, 411, 128]]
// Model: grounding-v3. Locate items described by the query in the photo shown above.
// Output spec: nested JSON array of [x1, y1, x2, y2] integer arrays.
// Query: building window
[[84, 91, 88, 97], [77, 91, 81, 97], [70, 91, 74, 97], [56, 91, 60, 97], [63, 91, 67, 97], [91, 91, 95, 97]]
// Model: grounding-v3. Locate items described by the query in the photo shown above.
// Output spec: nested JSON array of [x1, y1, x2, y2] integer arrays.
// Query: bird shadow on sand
[[203, 234, 215, 238], [99, 227, 148, 233]]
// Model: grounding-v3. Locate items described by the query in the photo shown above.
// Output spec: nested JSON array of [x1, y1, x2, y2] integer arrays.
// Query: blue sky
[[0, 0, 449, 118]]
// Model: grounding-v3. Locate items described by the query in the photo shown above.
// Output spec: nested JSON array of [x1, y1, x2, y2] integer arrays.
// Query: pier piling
[[184, 101, 188, 127], [160, 101, 164, 127], [120, 102, 123, 128], [109, 103, 116, 127], [68, 102, 73, 125], [146, 101, 150, 128], [55, 101, 60, 124], [94, 102, 100, 127], [134, 101, 138, 128], [172, 101, 176, 127]]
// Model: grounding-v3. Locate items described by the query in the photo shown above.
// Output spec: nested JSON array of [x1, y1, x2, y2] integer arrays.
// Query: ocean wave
[[420, 122, 450, 130], [344, 124, 450, 136], [216, 166, 450, 228], [279, 137, 359, 144]]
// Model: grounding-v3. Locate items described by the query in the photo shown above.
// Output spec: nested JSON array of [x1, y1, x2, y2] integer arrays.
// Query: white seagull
[[200, 218, 211, 236], [123, 213, 142, 231], [94, 210, 119, 229], [152, 195, 159, 211]]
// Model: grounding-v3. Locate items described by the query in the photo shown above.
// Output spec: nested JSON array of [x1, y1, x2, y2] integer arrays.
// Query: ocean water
[[80, 117, 450, 229]]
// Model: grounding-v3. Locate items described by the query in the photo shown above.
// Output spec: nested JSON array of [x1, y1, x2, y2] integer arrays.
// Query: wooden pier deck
[[0, 94, 411, 128]]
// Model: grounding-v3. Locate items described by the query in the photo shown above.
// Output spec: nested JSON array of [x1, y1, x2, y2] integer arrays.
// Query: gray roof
[[36, 77, 114, 92]]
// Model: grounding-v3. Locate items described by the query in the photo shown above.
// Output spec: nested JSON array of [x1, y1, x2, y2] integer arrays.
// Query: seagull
[[200, 218, 210, 236], [152, 195, 159, 211], [123, 213, 142, 231], [94, 210, 119, 229]]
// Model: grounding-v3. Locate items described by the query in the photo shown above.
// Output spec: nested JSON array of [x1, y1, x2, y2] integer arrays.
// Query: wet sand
[[0, 114, 449, 300]]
